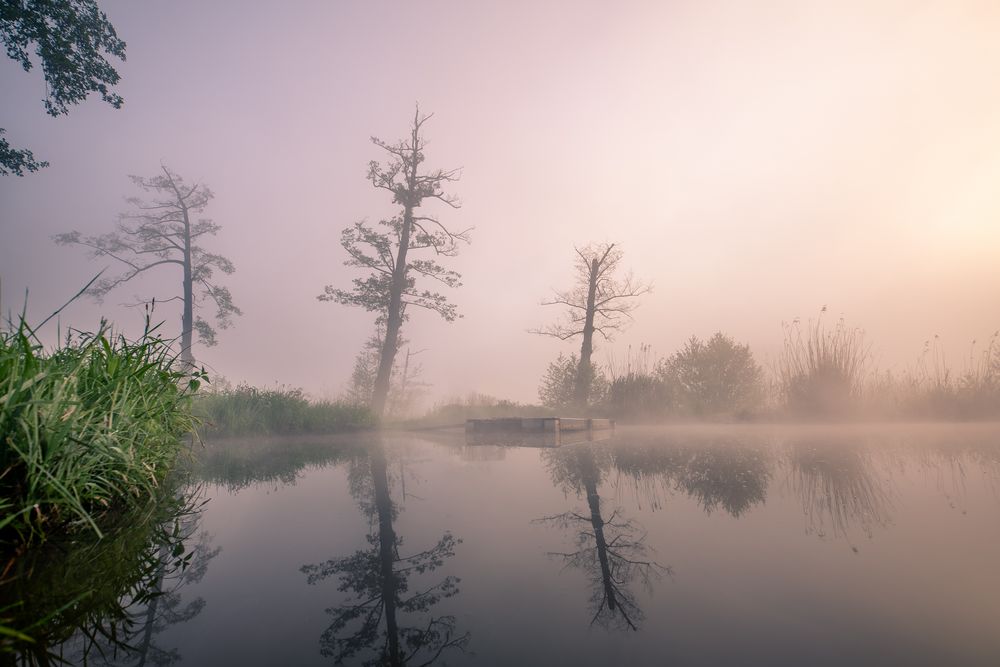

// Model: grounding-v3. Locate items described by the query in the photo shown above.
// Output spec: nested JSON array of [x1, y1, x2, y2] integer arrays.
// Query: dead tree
[[534, 243, 651, 410]]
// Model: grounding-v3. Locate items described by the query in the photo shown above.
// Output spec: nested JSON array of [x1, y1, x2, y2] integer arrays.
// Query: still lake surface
[[25, 424, 1000, 665]]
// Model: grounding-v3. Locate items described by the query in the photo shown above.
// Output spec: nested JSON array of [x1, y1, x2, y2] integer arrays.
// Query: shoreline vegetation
[[194, 383, 374, 437], [0, 319, 199, 548]]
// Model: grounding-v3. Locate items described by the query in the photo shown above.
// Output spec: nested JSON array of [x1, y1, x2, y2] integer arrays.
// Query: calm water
[[12, 424, 1000, 665]]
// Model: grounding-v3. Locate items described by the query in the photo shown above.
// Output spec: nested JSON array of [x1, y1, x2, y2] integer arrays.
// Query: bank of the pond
[[194, 384, 374, 437], [0, 324, 198, 547]]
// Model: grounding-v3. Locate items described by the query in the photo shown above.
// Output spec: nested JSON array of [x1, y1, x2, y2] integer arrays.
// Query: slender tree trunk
[[372, 208, 410, 416], [180, 207, 195, 368], [372, 120, 421, 418], [371, 444, 401, 664], [575, 258, 600, 411]]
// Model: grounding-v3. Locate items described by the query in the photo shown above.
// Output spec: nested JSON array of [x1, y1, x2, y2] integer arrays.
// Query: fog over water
[[2, 0, 999, 403]]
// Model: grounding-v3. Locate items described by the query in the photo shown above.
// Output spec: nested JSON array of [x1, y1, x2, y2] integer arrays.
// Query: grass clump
[[778, 315, 871, 417], [195, 383, 374, 437], [0, 321, 199, 546]]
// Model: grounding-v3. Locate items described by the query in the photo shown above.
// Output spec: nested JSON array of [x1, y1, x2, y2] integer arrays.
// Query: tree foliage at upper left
[[1, 0, 126, 175]]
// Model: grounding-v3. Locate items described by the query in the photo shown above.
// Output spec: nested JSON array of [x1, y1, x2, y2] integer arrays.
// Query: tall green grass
[[194, 383, 373, 437], [0, 320, 199, 545]]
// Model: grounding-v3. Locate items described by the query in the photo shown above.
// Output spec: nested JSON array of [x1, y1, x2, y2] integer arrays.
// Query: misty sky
[[2, 0, 999, 405]]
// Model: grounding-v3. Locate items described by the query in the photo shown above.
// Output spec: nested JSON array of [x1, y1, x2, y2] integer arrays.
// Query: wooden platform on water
[[465, 417, 615, 447]]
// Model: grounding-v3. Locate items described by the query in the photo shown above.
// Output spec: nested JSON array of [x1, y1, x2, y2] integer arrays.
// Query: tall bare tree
[[55, 165, 240, 366], [534, 243, 651, 410], [320, 108, 470, 418]]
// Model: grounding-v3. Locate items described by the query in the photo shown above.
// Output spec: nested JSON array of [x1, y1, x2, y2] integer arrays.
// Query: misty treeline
[[8, 1, 999, 426], [535, 314, 1000, 422]]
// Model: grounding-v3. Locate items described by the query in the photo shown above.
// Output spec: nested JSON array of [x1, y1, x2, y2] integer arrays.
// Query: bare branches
[[533, 242, 652, 342]]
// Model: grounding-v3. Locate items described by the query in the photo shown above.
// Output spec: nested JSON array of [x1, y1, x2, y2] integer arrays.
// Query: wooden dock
[[465, 417, 615, 447]]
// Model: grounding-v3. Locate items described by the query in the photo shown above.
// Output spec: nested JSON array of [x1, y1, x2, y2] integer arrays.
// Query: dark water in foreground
[[13, 425, 1000, 665]]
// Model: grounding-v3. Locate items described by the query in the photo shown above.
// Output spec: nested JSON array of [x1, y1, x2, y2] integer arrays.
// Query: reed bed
[[195, 383, 374, 437]]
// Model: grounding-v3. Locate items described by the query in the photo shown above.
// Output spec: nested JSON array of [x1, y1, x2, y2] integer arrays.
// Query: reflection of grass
[[0, 480, 208, 661], [195, 384, 374, 436], [191, 437, 361, 491], [0, 319, 199, 546], [786, 440, 892, 540]]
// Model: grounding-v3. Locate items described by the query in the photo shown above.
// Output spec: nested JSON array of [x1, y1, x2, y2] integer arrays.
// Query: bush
[[664, 333, 763, 416], [538, 353, 607, 413]]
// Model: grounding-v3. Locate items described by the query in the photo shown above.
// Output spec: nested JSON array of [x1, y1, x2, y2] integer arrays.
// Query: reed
[[194, 383, 374, 436], [777, 315, 871, 417]]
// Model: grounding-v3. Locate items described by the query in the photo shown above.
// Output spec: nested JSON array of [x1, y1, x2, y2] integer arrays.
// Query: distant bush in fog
[[664, 333, 764, 416], [539, 353, 608, 413]]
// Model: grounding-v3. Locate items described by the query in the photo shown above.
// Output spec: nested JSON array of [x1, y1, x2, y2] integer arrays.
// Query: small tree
[[319, 108, 470, 418], [534, 243, 650, 411], [665, 333, 763, 415], [345, 333, 428, 418], [538, 353, 609, 412], [55, 166, 240, 366], [1, 0, 126, 175]]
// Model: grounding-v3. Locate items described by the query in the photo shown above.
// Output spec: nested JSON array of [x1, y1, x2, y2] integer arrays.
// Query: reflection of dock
[[465, 417, 615, 447]]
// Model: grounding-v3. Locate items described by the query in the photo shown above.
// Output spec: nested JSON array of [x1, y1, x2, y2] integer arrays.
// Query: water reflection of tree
[[785, 438, 893, 541], [301, 440, 468, 665], [2, 485, 218, 666], [539, 444, 668, 631]]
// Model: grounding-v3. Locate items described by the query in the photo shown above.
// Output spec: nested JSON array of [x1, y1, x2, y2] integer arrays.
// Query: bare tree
[[319, 107, 470, 418], [55, 165, 240, 366], [533, 243, 651, 410]]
